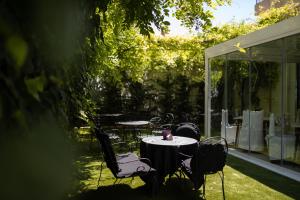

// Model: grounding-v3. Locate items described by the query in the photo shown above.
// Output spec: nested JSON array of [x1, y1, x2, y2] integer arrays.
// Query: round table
[[116, 121, 151, 142], [142, 135, 197, 146], [116, 120, 150, 126], [95, 113, 124, 126], [100, 113, 123, 117], [140, 136, 198, 183]]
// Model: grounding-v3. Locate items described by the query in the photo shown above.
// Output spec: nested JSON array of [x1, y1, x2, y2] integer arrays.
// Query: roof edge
[[205, 15, 300, 58]]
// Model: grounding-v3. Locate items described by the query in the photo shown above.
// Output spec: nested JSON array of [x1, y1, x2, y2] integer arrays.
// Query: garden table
[[116, 120, 150, 127], [115, 120, 151, 142], [100, 113, 123, 117], [140, 136, 198, 183]]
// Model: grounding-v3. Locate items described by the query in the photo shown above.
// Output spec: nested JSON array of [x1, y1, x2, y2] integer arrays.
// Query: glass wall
[[251, 39, 282, 159], [285, 34, 300, 164], [210, 56, 226, 137], [208, 33, 300, 166], [226, 51, 250, 147]]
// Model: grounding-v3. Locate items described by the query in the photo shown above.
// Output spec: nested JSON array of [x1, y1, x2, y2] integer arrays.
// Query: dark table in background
[[115, 120, 151, 141], [91, 113, 124, 128]]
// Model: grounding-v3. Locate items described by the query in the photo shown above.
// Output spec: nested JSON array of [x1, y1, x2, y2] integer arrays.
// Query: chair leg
[[203, 175, 206, 198], [218, 171, 225, 200], [151, 173, 159, 196], [130, 177, 135, 185], [174, 171, 181, 179], [97, 161, 105, 187], [113, 178, 119, 185]]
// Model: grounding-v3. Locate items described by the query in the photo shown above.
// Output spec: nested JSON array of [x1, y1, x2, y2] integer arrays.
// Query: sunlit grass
[[70, 141, 300, 200]]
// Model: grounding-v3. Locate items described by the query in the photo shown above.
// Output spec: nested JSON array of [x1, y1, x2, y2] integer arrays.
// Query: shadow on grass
[[71, 178, 203, 200], [70, 184, 152, 200], [72, 140, 203, 200], [227, 155, 300, 199]]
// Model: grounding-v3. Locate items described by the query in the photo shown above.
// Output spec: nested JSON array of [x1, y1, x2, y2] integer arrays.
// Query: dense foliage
[[0, 0, 298, 199], [88, 1, 300, 124], [0, 1, 231, 200]]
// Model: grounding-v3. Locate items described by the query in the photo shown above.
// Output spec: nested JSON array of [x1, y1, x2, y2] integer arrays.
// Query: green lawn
[[69, 142, 300, 200]]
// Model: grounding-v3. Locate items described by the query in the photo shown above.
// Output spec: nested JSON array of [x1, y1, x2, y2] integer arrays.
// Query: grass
[[69, 140, 300, 200]]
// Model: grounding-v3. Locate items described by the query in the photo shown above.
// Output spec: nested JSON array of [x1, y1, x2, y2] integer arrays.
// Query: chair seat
[[116, 152, 139, 163], [181, 158, 192, 175], [96, 130, 158, 196], [181, 157, 204, 190], [117, 153, 156, 178], [180, 137, 227, 195]]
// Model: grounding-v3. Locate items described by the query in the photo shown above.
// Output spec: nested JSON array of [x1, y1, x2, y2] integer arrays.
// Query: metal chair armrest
[[139, 158, 153, 173], [117, 158, 153, 174], [201, 136, 228, 153], [178, 152, 193, 159], [117, 159, 139, 164], [112, 142, 133, 152], [139, 157, 153, 166]]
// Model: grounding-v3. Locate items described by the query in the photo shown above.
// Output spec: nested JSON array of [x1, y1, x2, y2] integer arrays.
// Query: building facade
[[205, 15, 300, 171], [255, 0, 300, 15]]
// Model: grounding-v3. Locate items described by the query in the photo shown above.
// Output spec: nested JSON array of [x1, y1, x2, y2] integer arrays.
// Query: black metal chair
[[95, 128, 158, 195], [149, 116, 162, 135], [149, 116, 177, 136], [180, 136, 228, 200], [173, 122, 201, 141]]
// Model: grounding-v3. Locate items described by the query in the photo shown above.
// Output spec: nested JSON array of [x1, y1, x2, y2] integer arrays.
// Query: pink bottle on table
[[162, 129, 173, 140]]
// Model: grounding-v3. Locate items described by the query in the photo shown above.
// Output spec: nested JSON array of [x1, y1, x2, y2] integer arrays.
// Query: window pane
[[285, 33, 300, 165], [210, 56, 226, 137], [227, 50, 250, 149], [251, 39, 283, 159]]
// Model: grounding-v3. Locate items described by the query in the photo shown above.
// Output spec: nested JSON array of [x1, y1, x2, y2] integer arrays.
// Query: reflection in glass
[[227, 51, 250, 147], [208, 33, 300, 167], [210, 56, 226, 137], [251, 39, 282, 157], [285, 34, 300, 164]]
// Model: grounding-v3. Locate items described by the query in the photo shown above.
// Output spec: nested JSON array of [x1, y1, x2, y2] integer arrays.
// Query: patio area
[[2, 2, 300, 200], [69, 138, 300, 200]]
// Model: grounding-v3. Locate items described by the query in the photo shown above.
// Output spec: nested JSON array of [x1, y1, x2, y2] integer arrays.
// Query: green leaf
[[234, 42, 246, 53], [163, 21, 170, 26], [50, 75, 63, 86], [5, 35, 28, 71], [25, 76, 46, 101], [13, 110, 27, 129]]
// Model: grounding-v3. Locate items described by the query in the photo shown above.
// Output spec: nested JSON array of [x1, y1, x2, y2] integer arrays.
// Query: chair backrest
[[163, 113, 174, 124], [221, 109, 228, 138], [241, 110, 264, 131], [150, 116, 162, 127], [269, 113, 275, 136], [192, 137, 228, 174], [221, 109, 229, 126], [95, 128, 119, 176], [250, 110, 264, 132], [241, 110, 250, 129], [174, 123, 201, 140]]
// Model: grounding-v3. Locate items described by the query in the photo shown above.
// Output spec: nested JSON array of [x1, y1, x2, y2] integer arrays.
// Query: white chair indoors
[[221, 109, 237, 144], [266, 113, 296, 161], [238, 110, 264, 152]]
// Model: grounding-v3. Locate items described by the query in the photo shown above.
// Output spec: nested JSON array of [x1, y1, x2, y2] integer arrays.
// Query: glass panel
[[251, 39, 283, 159], [285, 33, 300, 165], [210, 55, 226, 137], [227, 50, 250, 148]]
